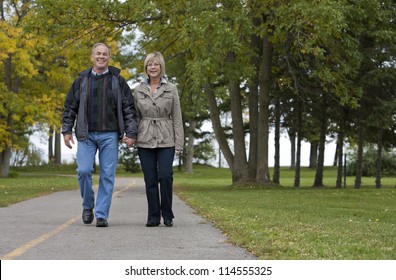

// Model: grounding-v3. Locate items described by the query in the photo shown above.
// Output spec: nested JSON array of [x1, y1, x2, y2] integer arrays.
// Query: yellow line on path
[[1, 184, 132, 260]]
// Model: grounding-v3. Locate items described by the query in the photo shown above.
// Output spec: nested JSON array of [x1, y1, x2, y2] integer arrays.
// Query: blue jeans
[[77, 132, 119, 219], [138, 147, 175, 224]]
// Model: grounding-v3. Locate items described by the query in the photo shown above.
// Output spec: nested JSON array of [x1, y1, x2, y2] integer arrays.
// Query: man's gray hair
[[92, 43, 111, 56]]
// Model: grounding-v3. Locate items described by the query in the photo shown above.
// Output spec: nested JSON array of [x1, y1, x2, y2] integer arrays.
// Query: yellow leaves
[[0, 19, 41, 78], [0, 113, 12, 149], [0, 21, 20, 59], [120, 68, 132, 81], [13, 50, 39, 78]]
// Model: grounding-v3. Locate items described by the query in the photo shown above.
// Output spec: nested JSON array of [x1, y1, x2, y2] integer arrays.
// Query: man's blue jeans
[[138, 147, 175, 224], [77, 132, 119, 219]]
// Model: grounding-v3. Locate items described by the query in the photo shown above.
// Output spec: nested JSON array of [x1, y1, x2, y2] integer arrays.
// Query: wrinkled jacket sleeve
[[119, 76, 138, 139], [61, 78, 80, 135]]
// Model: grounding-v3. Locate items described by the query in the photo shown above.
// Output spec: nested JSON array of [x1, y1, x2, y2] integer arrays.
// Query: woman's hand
[[123, 136, 136, 148]]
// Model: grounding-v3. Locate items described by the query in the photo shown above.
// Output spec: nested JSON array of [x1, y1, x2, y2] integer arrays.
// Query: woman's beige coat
[[133, 80, 184, 150]]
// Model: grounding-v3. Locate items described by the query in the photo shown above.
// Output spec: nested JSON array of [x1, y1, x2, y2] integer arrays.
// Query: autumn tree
[[27, 0, 135, 165], [0, 0, 50, 176]]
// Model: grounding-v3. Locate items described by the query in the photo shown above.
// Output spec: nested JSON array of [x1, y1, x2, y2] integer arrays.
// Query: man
[[62, 43, 137, 227]]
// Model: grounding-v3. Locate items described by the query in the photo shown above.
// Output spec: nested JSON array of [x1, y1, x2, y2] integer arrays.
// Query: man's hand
[[123, 136, 136, 148], [64, 134, 75, 149]]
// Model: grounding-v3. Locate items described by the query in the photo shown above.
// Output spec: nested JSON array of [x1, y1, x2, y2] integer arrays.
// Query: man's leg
[[95, 132, 119, 220], [76, 135, 97, 224]]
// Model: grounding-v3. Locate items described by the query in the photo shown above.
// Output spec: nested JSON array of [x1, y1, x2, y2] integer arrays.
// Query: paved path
[[0, 177, 256, 260]]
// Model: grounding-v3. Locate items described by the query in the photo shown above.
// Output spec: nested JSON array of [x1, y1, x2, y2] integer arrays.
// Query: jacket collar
[[141, 76, 167, 87], [80, 66, 120, 78]]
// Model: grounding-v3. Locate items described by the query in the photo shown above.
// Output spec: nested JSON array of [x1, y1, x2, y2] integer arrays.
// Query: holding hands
[[123, 136, 136, 148]]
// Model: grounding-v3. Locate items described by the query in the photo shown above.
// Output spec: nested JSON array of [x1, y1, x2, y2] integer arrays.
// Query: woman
[[129, 52, 183, 227]]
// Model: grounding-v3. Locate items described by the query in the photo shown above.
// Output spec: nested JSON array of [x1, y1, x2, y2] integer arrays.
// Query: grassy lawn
[[1, 164, 395, 260], [0, 165, 91, 207], [0, 175, 78, 207], [0, 165, 139, 207], [174, 166, 396, 260]]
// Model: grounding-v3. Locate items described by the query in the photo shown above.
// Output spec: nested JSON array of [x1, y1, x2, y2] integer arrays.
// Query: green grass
[[0, 175, 78, 207], [0, 164, 141, 207], [1, 164, 395, 259], [174, 165, 396, 259]]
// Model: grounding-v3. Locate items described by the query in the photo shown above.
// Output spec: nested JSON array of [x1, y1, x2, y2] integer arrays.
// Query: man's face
[[91, 45, 110, 73]]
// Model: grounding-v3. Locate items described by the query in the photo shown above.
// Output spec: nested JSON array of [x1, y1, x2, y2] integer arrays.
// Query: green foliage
[[1, 1, 89, 176], [193, 137, 216, 165], [11, 143, 45, 167], [118, 145, 141, 173], [1, 0, 395, 183], [347, 146, 396, 176], [272, 0, 363, 106]]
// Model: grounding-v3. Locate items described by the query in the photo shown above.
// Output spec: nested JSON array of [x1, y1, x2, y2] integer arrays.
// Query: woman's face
[[147, 59, 161, 80]]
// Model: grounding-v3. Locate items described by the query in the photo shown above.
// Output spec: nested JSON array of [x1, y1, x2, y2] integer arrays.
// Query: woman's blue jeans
[[138, 147, 175, 224], [76, 132, 119, 219]]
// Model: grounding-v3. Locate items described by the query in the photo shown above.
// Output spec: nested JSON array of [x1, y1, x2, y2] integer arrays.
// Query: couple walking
[[61, 43, 184, 228]]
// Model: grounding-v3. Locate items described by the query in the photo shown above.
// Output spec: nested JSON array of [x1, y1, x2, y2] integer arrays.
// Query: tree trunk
[[289, 130, 296, 169], [218, 146, 222, 168], [333, 144, 338, 166], [48, 127, 54, 164], [354, 118, 364, 189], [204, 83, 234, 170], [309, 141, 318, 168], [0, 55, 14, 177], [0, 148, 12, 177], [256, 35, 272, 184], [273, 97, 281, 184], [313, 94, 327, 188], [229, 77, 249, 183], [185, 120, 197, 174], [375, 128, 383, 189], [336, 126, 345, 188], [294, 100, 302, 188], [247, 15, 261, 181], [55, 129, 62, 165], [247, 79, 259, 179]]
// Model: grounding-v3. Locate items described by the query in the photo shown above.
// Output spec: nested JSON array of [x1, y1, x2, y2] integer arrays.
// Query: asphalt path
[[0, 177, 256, 260]]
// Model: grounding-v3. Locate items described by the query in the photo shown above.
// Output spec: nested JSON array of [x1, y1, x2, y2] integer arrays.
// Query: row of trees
[[1, 0, 395, 188]]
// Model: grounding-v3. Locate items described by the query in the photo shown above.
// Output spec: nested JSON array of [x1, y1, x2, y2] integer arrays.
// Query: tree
[[27, 0, 137, 166], [119, 145, 140, 173], [348, 0, 396, 188], [272, 0, 364, 187], [10, 0, 395, 189], [125, 0, 268, 184], [0, 1, 49, 176]]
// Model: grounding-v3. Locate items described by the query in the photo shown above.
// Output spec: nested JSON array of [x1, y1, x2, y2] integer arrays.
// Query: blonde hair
[[92, 43, 111, 56], [143, 51, 166, 77]]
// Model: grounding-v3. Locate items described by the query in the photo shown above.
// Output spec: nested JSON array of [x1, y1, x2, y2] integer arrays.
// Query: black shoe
[[82, 209, 94, 224], [146, 222, 159, 227], [96, 218, 108, 227], [164, 220, 173, 227]]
